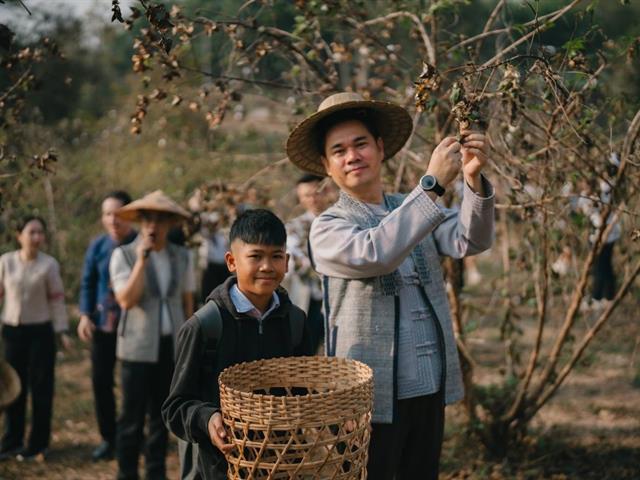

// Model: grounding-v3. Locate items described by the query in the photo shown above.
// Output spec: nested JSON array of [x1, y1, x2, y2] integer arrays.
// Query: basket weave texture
[[218, 356, 373, 480]]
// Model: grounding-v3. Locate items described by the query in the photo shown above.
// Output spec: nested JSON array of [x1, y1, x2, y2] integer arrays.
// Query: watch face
[[421, 175, 436, 190]]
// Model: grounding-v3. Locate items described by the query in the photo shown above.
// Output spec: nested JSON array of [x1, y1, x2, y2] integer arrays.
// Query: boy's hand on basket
[[208, 412, 234, 454], [344, 419, 356, 433]]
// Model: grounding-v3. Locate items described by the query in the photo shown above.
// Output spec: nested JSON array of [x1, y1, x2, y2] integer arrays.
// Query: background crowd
[[0, 173, 339, 476]]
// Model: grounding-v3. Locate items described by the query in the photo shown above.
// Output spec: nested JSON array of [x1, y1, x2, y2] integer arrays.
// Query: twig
[[531, 257, 640, 415], [180, 66, 315, 92], [357, 11, 435, 64], [481, 0, 507, 39], [502, 208, 550, 421], [394, 110, 422, 191], [239, 157, 289, 190], [528, 108, 640, 404], [449, 0, 581, 54], [17, 0, 32, 15], [481, 0, 585, 68], [0, 67, 32, 104]]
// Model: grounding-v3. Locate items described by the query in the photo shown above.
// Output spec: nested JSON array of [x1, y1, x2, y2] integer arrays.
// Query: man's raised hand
[[426, 137, 463, 188], [460, 130, 489, 180]]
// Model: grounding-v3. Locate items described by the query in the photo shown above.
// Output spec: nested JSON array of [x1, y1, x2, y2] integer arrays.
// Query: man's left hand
[[460, 130, 489, 181]]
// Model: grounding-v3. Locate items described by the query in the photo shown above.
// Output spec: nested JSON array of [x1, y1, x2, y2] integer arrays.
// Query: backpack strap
[[288, 306, 305, 349], [193, 300, 223, 377]]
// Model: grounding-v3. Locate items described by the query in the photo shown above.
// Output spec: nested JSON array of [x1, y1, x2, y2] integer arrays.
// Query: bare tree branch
[[356, 11, 435, 65], [530, 257, 640, 416], [481, 0, 586, 67]]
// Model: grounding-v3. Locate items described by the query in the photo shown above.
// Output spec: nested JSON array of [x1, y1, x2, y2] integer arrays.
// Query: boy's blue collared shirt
[[229, 284, 280, 320], [79, 231, 137, 332]]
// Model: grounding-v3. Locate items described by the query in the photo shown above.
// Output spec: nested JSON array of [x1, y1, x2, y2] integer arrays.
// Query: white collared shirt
[[229, 283, 280, 320]]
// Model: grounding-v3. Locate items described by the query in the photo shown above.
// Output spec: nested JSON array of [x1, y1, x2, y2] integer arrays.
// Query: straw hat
[[0, 360, 21, 412], [115, 190, 191, 222], [286, 92, 413, 176]]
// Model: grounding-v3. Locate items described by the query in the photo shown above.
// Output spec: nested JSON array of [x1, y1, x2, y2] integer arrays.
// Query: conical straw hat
[[286, 92, 413, 176], [0, 360, 21, 412], [115, 190, 191, 222]]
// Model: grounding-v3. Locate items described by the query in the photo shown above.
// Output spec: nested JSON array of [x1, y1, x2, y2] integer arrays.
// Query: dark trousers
[[91, 329, 117, 445], [1, 323, 56, 454], [592, 242, 616, 301], [367, 392, 445, 480], [117, 337, 174, 480]]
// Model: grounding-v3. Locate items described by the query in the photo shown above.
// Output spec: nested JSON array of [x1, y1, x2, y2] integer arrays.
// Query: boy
[[162, 209, 314, 480]]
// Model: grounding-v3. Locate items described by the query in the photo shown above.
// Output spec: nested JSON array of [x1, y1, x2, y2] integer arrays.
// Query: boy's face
[[225, 240, 289, 300]]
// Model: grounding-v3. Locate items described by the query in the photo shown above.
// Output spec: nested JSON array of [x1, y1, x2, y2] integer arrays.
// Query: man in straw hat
[[109, 190, 195, 480], [287, 92, 495, 479]]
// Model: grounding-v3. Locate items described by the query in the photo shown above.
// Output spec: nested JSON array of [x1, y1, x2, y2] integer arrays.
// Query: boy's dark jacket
[[161, 276, 314, 480]]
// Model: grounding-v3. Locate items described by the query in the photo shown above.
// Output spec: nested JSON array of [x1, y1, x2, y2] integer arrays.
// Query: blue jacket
[[79, 231, 136, 331]]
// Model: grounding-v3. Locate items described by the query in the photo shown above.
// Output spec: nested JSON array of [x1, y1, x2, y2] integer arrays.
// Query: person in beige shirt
[[0, 216, 70, 461]]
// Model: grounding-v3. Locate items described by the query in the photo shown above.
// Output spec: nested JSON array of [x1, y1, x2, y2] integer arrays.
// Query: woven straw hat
[[286, 92, 413, 176], [115, 190, 191, 222], [0, 360, 21, 412]]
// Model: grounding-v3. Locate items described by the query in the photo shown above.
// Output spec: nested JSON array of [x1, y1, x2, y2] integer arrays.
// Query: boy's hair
[[296, 173, 323, 186], [104, 190, 132, 206], [229, 209, 286, 247], [315, 108, 381, 156]]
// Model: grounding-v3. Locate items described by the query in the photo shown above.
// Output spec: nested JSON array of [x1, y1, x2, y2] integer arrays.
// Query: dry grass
[[1, 262, 638, 479]]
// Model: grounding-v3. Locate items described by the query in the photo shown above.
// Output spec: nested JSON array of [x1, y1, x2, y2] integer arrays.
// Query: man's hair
[[315, 108, 381, 156], [229, 209, 286, 247], [296, 173, 324, 185], [104, 190, 132, 206]]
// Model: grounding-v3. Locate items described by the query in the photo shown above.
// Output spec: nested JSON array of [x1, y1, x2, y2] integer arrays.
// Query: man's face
[[296, 181, 326, 215], [102, 197, 131, 241], [321, 119, 385, 199], [225, 241, 288, 300], [139, 211, 173, 250]]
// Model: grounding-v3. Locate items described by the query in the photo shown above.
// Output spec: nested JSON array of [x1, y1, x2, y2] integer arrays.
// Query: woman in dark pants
[[0, 216, 70, 461]]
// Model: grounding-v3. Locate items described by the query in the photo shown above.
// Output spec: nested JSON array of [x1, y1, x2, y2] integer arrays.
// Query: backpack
[[178, 300, 306, 480], [193, 299, 306, 374]]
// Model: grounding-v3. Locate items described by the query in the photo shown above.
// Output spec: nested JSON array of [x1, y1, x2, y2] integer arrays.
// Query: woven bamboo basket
[[218, 356, 373, 480]]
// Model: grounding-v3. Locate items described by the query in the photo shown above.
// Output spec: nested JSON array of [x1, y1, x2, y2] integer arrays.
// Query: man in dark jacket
[[162, 209, 313, 480]]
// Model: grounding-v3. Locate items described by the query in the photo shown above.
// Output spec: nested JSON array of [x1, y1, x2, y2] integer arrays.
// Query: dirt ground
[[1, 282, 638, 479]]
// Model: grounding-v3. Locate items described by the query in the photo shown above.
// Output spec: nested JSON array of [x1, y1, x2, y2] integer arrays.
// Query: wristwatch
[[419, 174, 445, 197]]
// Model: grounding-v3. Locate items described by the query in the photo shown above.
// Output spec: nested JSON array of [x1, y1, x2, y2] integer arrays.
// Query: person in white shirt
[[109, 190, 195, 480], [283, 174, 330, 351], [0, 216, 70, 461]]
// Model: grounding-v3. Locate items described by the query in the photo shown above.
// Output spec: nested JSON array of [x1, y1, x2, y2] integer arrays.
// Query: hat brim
[[116, 204, 191, 223], [286, 100, 413, 176]]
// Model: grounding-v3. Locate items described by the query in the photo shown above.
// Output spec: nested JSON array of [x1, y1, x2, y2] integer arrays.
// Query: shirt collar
[[230, 283, 280, 320]]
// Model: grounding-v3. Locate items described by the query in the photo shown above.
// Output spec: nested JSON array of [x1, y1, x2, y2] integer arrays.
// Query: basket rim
[[218, 356, 373, 405]]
